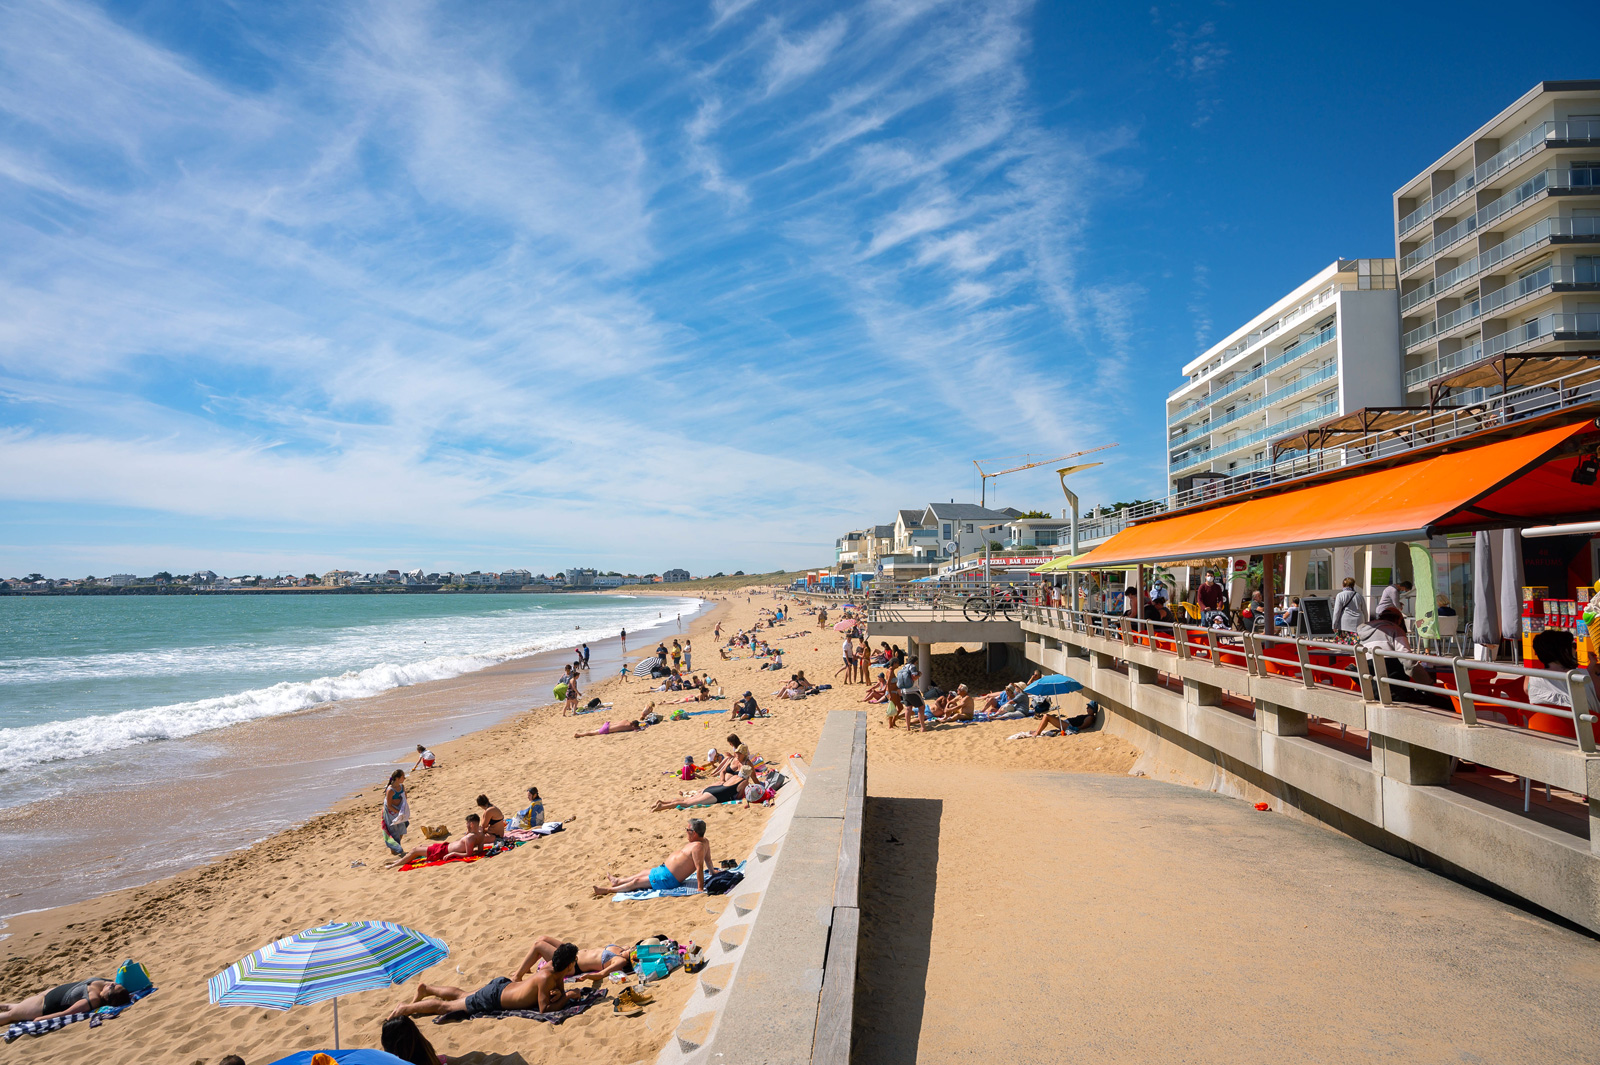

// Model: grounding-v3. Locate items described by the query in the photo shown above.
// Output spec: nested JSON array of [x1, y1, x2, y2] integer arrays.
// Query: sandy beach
[[0, 586, 1138, 1064]]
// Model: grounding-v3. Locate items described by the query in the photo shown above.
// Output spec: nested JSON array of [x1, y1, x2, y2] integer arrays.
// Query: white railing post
[[1451, 660, 1479, 726], [1569, 670, 1598, 755], [1294, 638, 1314, 689]]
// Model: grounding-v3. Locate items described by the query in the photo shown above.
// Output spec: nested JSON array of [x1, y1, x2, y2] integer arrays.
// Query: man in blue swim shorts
[[593, 818, 712, 897]]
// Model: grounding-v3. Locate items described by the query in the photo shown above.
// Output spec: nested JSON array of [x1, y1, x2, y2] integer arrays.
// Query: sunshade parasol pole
[[333, 997, 339, 1050]]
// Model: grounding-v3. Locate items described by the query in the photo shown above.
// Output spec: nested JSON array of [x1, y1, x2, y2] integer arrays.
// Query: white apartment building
[[1395, 81, 1600, 400], [1166, 259, 1400, 494]]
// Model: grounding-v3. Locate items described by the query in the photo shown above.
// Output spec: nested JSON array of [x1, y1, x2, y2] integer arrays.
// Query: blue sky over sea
[[0, 0, 1593, 576]]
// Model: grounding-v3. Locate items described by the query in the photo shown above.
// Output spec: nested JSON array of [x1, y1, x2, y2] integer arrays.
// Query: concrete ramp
[[855, 762, 1600, 1064]]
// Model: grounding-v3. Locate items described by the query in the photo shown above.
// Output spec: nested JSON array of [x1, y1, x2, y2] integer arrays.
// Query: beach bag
[[633, 939, 680, 981], [114, 959, 153, 993]]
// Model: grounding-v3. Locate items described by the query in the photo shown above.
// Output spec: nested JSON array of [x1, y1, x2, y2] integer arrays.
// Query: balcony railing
[[1402, 168, 1600, 272], [1202, 325, 1337, 409], [1402, 263, 1597, 350], [1207, 363, 1338, 434], [1399, 216, 1600, 314], [1397, 120, 1600, 237], [1406, 312, 1600, 387]]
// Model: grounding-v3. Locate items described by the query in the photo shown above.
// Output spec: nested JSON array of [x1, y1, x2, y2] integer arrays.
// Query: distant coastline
[[0, 584, 613, 596]]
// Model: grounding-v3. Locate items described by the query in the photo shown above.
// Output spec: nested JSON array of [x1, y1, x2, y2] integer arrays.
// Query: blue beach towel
[[4, 986, 156, 1043], [613, 861, 746, 901]]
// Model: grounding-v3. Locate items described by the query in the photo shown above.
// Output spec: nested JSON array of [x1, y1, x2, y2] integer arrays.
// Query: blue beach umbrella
[[1024, 674, 1083, 697], [209, 921, 448, 1049]]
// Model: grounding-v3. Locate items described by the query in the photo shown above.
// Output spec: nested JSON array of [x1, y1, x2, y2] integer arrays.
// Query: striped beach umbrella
[[632, 657, 660, 677], [209, 921, 448, 1048]]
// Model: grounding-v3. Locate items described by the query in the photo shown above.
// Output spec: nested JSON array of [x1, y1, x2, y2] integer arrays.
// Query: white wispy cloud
[[0, 0, 1144, 574]]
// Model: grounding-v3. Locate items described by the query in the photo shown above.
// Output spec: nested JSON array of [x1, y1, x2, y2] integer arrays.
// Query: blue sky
[[0, 0, 1593, 576]]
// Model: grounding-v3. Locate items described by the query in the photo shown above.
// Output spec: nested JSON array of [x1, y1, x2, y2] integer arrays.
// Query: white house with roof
[[919, 503, 1025, 559]]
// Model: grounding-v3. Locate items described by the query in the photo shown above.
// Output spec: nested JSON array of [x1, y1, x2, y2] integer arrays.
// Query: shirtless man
[[935, 684, 974, 722], [390, 942, 581, 1018], [516, 936, 634, 984], [593, 819, 712, 897], [386, 814, 492, 869]]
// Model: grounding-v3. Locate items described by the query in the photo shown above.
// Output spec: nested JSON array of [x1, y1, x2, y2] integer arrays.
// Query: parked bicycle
[[962, 592, 1020, 622]]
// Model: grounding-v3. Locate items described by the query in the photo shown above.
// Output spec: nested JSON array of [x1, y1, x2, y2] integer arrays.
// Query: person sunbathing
[[675, 683, 710, 703], [573, 719, 642, 738], [391, 943, 581, 1019], [651, 770, 746, 811], [386, 815, 492, 869], [0, 977, 131, 1023], [977, 683, 1024, 716], [863, 673, 888, 703], [935, 684, 974, 722], [594, 819, 712, 896], [515, 937, 634, 984], [476, 794, 506, 839]]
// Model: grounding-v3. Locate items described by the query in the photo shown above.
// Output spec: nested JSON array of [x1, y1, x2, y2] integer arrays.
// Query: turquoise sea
[[0, 592, 693, 805]]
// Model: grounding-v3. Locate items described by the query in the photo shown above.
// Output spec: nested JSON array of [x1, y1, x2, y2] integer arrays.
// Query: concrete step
[[755, 842, 780, 862], [732, 890, 762, 917], [675, 1011, 716, 1053], [698, 961, 736, 996], [718, 923, 750, 953]]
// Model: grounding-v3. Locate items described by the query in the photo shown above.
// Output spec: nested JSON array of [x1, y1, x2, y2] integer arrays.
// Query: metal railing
[[1017, 606, 1599, 751], [1406, 311, 1600, 387], [1397, 120, 1600, 237], [1202, 326, 1337, 409], [1399, 216, 1600, 315], [1402, 263, 1595, 351], [1172, 401, 1337, 473], [1401, 168, 1600, 273]]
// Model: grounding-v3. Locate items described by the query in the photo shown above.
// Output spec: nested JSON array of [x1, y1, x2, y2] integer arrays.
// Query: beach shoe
[[614, 987, 654, 1013]]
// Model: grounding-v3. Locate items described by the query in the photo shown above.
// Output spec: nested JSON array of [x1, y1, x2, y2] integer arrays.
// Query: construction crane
[[972, 444, 1118, 509]]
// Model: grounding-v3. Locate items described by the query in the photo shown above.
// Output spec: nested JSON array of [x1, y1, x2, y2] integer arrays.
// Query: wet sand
[[0, 603, 706, 919]]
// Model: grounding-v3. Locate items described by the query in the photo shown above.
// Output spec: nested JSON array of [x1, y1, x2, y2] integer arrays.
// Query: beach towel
[[431, 987, 607, 1026], [613, 862, 745, 901], [503, 822, 566, 843], [399, 838, 525, 871], [4, 987, 156, 1043]]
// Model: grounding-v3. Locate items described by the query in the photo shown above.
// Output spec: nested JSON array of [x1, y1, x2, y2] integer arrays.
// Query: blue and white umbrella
[[210, 921, 448, 1048], [1024, 674, 1083, 697], [632, 657, 660, 677]]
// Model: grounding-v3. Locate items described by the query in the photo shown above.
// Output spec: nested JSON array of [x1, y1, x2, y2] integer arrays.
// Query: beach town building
[[462, 571, 497, 586], [835, 530, 867, 570], [1165, 258, 1401, 497], [107, 573, 135, 586], [919, 503, 1025, 559], [591, 574, 625, 588], [499, 568, 533, 587], [663, 568, 690, 582], [1395, 81, 1600, 403], [320, 569, 357, 587]]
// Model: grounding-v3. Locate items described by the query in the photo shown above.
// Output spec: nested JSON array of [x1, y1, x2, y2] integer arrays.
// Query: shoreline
[[0, 593, 712, 921]]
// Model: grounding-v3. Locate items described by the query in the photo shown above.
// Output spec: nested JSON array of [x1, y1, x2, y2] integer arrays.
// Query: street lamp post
[[1057, 462, 1103, 614]]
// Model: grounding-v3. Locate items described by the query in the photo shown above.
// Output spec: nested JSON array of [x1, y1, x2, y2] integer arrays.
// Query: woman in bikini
[[574, 719, 642, 739], [476, 794, 506, 840], [515, 937, 634, 984]]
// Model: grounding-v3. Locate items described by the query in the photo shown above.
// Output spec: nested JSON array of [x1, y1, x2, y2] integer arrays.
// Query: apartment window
[[1577, 256, 1599, 284], [964, 523, 974, 534], [942, 523, 952, 540]]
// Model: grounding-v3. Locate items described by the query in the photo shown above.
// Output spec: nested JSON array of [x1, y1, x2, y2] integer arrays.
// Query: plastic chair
[[1525, 707, 1577, 740]]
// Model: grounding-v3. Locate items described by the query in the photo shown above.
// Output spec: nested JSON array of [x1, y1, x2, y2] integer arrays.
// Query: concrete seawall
[[659, 710, 865, 1065]]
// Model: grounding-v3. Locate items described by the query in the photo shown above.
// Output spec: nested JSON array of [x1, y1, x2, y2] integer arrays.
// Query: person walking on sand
[[714, 622, 722, 640], [683, 639, 692, 672], [386, 815, 492, 869], [594, 819, 712, 896], [382, 769, 410, 856]]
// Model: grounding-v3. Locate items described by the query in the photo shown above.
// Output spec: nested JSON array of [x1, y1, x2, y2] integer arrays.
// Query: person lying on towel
[[385, 814, 492, 870], [389, 943, 581, 1019], [0, 978, 130, 1023], [592, 819, 712, 897]]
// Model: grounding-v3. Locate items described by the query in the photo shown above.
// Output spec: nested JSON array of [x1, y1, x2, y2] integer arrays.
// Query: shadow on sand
[[850, 796, 942, 1065]]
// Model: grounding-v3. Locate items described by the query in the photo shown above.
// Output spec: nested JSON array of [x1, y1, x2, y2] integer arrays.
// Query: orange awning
[[1071, 420, 1597, 568]]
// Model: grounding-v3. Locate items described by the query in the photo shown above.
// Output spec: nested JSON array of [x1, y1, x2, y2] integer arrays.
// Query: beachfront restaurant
[[1012, 400, 1600, 927]]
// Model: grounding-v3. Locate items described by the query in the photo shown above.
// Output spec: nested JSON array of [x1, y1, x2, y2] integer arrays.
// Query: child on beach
[[681, 755, 698, 781], [412, 745, 435, 771]]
